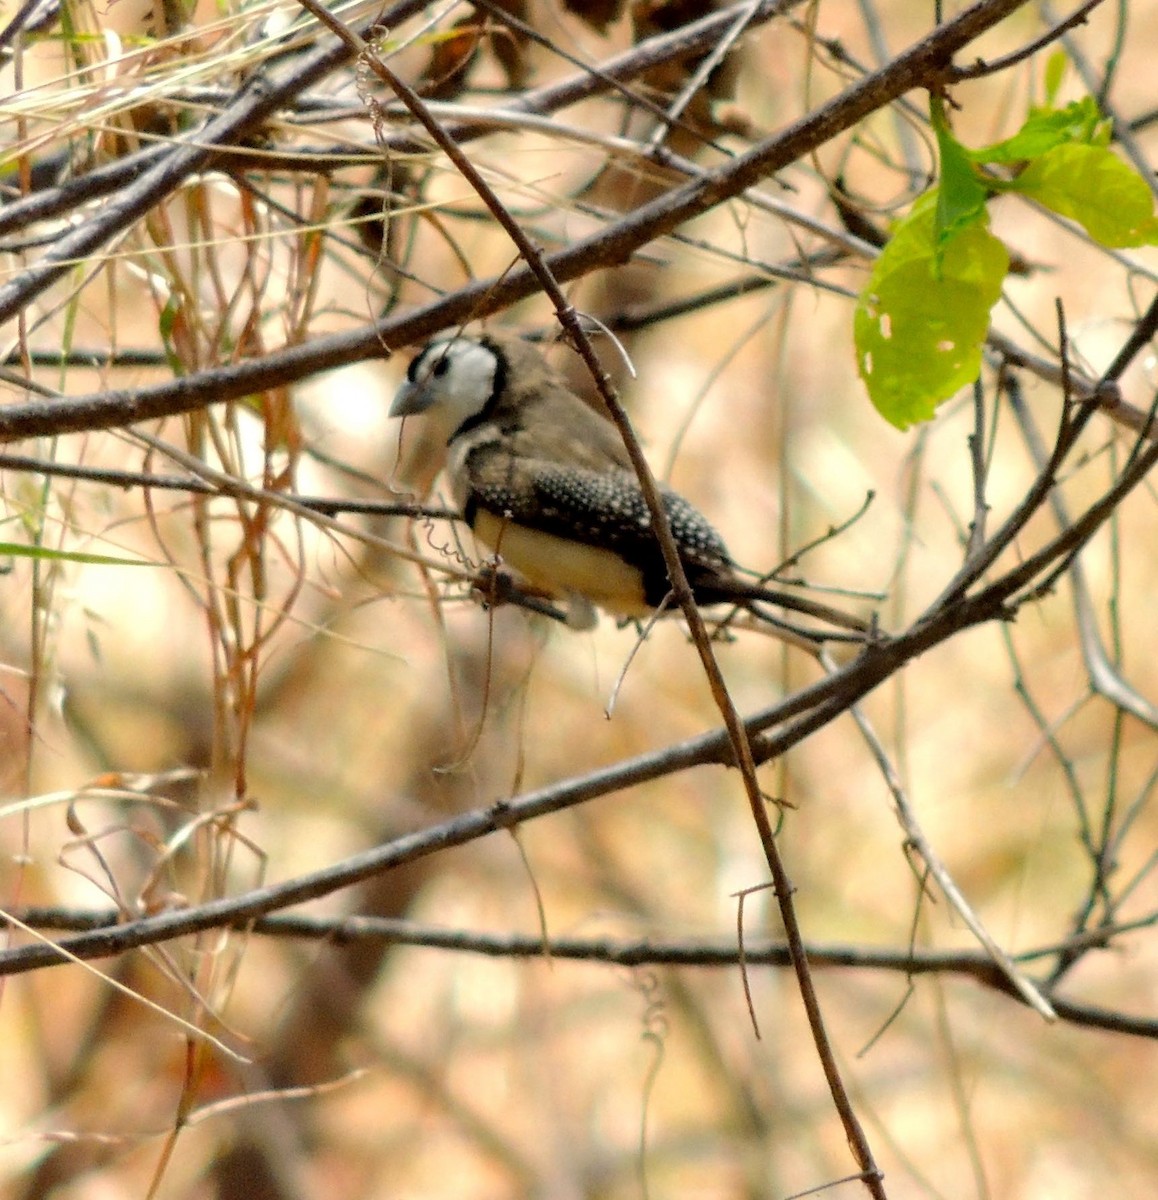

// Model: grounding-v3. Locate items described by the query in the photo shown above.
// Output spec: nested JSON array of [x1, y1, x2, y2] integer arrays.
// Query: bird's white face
[[390, 337, 499, 429]]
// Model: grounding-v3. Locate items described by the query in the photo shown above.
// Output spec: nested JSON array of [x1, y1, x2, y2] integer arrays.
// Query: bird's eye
[[432, 357, 450, 378]]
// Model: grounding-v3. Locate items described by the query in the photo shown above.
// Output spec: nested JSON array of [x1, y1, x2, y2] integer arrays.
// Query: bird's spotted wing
[[465, 451, 731, 606]]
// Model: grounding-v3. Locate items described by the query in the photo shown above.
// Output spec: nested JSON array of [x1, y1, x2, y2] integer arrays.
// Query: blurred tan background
[[1, 1, 1156, 1197]]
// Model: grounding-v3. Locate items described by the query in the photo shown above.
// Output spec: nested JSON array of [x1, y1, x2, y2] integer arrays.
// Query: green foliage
[[969, 96, 1108, 163], [1011, 144, 1158, 247], [855, 196, 1007, 429], [856, 85, 1158, 428], [0, 543, 158, 567], [158, 293, 185, 377], [932, 98, 989, 248], [1042, 50, 1067, 106]]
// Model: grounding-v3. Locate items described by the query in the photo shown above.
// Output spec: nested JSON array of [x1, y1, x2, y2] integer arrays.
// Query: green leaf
[[969, 97, 1103, 164], [933, 109, 990, 248], [0, 542, 160, 568], [158, 293, 185, 376], [1043, 51, 1067, 107], [855, 201, 1009, 429], [1012, 143, 1158, 247]]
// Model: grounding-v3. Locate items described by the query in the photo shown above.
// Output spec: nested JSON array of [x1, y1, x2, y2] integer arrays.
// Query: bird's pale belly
[[471, 508, 651, 617]]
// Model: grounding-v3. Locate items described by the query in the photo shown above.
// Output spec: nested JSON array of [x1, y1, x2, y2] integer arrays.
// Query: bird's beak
[[389, 379, 430, 418]]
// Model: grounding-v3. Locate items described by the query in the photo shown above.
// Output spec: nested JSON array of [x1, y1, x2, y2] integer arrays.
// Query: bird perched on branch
[[391, 332, 868, 639]]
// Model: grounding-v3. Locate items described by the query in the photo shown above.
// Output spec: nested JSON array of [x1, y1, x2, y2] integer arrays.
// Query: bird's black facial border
[[444, 335, 509, 441], [479, 335, 509, 411], [408, 342, 454, 384]]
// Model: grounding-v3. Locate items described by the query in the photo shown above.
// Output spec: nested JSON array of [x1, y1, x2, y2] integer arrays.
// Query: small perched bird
[[391, 332, 867, 638]]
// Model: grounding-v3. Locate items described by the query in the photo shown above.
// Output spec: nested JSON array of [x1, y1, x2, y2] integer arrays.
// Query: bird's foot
[[472, 564, 570, 623]]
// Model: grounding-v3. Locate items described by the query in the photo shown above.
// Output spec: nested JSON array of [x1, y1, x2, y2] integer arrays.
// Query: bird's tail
[[700, 576, 873, 638]]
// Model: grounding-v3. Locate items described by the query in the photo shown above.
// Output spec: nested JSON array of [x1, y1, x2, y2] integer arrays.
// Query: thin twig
[[947, 0, 1105, 80], [827, 650, 1057, 1020]]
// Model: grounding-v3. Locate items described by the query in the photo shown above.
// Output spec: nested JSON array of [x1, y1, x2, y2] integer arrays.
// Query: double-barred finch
[[391, 332, 868, 638]]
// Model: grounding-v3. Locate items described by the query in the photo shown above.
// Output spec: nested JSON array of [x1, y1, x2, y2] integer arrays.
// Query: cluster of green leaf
[[855, 65, 1158, 429]]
